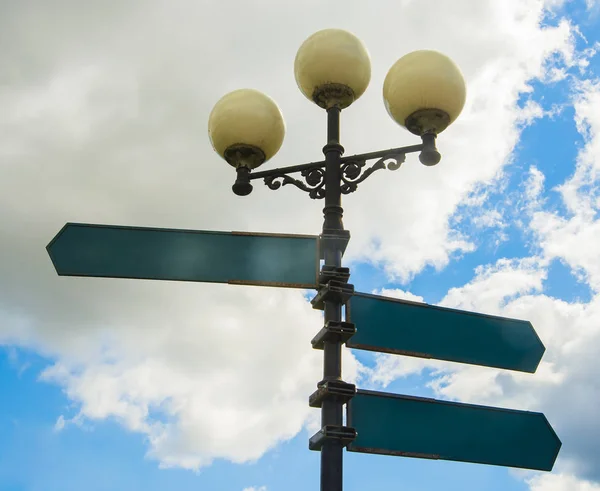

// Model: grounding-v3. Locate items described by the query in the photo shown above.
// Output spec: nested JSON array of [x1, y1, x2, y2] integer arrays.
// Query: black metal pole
[[320, 106, 344, 491]]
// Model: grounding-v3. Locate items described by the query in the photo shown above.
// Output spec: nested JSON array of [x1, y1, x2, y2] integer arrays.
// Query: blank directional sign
[[47, 223, 320, 288], [346, 293, 544, 373], [347, 390, 561, 471]]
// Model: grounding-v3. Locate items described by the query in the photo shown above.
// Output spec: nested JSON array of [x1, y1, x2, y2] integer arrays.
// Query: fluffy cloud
[[530, 79, 600, 291], [0, 0, 595, 480], [36, 286, 340, 470], [374, 260, 600, 484], [528, 473, 600, 491], [373, 71, 600, 486]]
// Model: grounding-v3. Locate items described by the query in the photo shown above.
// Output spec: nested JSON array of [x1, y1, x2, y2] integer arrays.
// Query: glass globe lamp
[[294, 28, 371, 110]]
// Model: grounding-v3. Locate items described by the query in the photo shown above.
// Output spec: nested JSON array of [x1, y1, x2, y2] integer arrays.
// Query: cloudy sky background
[[2, 0, 600, 490]]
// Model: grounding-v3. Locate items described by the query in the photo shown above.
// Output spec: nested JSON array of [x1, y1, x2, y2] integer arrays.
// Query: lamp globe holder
[[208, 88, 285, 195]]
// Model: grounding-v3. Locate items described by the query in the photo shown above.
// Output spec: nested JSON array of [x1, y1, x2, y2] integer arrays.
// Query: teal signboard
[[347, 390, 561, 471], [47, 223, 320, 288], [346, 293, 545, 373], [47, 223, 561, 475]]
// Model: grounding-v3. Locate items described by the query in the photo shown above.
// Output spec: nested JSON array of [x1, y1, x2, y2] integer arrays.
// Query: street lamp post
[[45, 26, 559, 489], [208, 28, 466, 491]]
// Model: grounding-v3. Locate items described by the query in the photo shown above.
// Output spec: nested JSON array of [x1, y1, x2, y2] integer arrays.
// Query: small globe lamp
[[294, 28, 371, 110], [383, 50, 466, 165], [208, 88, 285, 195]]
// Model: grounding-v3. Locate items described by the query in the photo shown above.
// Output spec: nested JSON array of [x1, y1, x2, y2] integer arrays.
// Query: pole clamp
[[309, 425, 357, 451], [309, 380, 356, 408], [311, 280, 354, 310], [311, 320, 356, 349], [319, 265, 350, 285]]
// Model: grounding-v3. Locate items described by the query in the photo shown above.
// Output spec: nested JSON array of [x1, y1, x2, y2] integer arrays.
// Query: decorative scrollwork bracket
[[340, 153, 406, 194], [243, 142, 428, 198], [264, 167, 326, 200]]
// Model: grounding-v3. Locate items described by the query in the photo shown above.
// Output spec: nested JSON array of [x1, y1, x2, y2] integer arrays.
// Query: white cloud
[[528, 473, 600, 491], [54, 415, 66, 432], [529, 79, 600, 291], [0, 0, 596, 478], [365, 76, 600, 480], [364, 354, 433, 389], [585, 0, 600, 12], [412, 80, 600, 482], [525, 166, 547, 210], [428, 264, 600, 481], [371, 288, 425, 303], [242, 486, 267, 491], [517, 99, 564, 127], [38, 286, 330, 469], [441, 257, 548, 313], [4, 346, 31, 376], [471, 209, 506, 229]]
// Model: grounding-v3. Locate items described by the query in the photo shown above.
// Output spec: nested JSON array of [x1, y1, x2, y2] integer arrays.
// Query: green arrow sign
[[47, 223, 320, 288], [347, 390, 561, 471], [346, 293, 544, 373]]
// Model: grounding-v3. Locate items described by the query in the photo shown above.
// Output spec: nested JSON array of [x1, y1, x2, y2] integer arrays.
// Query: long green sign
[[346, 293, 544, 373], [347, 390, 561, 471], [47, 223, 320, 288]]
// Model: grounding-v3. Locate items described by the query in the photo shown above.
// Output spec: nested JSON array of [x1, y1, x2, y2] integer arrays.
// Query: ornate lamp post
[[208, 28, 466, 491]]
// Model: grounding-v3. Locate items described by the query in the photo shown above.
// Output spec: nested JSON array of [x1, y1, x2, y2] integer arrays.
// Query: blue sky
[[2, 1, 600, 490], [0, 349, 532, 491]]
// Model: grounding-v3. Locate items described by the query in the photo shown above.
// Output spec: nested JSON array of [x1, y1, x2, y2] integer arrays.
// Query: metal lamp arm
[[233, 139, 438, 198]]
